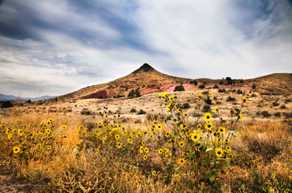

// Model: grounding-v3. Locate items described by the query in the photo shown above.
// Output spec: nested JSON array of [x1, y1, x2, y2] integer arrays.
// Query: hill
[[58, 63, 292, 101]]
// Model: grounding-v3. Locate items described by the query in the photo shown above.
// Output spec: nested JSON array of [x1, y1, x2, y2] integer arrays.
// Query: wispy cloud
[[0, 0, 291, 97]]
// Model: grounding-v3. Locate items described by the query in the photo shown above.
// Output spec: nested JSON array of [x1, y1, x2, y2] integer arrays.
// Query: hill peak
[[133, 63, 156, 73]]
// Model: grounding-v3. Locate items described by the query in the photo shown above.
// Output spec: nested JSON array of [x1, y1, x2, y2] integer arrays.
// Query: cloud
[[134, 0, 292, 78], [0, 0, 291, 97]]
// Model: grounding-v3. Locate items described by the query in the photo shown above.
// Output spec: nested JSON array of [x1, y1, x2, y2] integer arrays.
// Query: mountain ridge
[[57, 63, 292, 101]]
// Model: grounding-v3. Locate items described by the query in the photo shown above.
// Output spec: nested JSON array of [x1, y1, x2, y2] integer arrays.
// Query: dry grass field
[[0, 84, 291, 192]]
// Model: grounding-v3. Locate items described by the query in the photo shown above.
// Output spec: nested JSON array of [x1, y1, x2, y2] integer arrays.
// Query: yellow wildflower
[[176, 158, 186, 166], [190, 131, 201, 143], [203, 112, 212, 122], [13, 145, 21, 154], [151, 170, 158, 176], [218, 127, 226, 134], [116, 142, 122, 149], [17, 129, 24, 137], [204, 122, 214, 131], [215, 147, 224, 158], [178, 140, 185, 148], [114, 134, 120, 141]]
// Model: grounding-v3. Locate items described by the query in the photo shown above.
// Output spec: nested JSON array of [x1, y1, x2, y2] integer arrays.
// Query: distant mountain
[[58, 63, 292, 101], [0, 94, 23, 101], [29, 95, 55, 101], [0, 94, 55, 102]]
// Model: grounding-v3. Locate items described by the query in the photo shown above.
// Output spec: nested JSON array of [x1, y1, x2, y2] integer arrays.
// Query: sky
[[0, 0, 291, 97]]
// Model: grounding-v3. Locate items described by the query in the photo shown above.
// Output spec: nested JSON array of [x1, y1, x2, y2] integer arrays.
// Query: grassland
[[0, 89, 291, 193]]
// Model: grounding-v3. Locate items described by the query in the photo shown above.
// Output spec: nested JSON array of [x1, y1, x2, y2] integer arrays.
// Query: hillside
[[58, 63, 292, 101], [59, 63, 189, 101]]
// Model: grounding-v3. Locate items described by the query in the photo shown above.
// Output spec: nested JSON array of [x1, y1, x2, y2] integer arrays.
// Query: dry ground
[[0, 89, 291, 193]]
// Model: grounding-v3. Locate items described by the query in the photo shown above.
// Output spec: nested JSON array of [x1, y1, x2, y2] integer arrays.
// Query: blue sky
[[0, 0, 291, 97]]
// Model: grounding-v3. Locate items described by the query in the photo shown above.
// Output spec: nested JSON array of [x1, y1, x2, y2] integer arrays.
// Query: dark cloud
[[69, 0, 153, 52], [230, 0, 292, 40], [0, 0, 157, 54]]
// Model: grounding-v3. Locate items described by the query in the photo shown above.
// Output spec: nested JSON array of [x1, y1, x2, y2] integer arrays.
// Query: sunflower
[[215, 147, 224, 158], [176, 158, 186, 166], [17, 129, 24, 137], [164, 131, 171, 138], [45, 128, 52, 135], [204, 122, 214, 131], [114, 134, 120, 141], [178, 140, 185, 148], [225, 146, 232, 153], [143, 154, 148, 160], [13, 145, 21, 154], [158, 148, 164, 154], [156, 124, 162, 130], [190, 131, 201, 143], [139, 146, 145, 154], [203, 112, 212, 122], [127, 137, 133, 144], [169, 95, 175, 101], [144, 147, 149, 154], [179, 123, 186, 130], [166, 104, 172, 112], [5, 128, 10, 135], [137, 131, 144, 138], [212, 106, 219, 114], [7, 132, 13, 140], [218, 127, 226, 134], [116, 142, 122, 149], [151, 170, 158, 177], [47, 118, 53, 125]]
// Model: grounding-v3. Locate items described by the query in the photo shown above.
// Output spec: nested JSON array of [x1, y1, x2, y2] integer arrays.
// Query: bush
[[218, 88, 225, 93], [0, 101, 14, 108], [261, 111, 271, 118], [225, 77, 233, 85], [180, 103, 191, 109], [274, 112, 281, 117], [198, 84, 205, 89], [252, 83, 256, 90], [130, 108, 137, 113], [272, 101, 279, 107], [226, 96, 236, 102], [80, 108, 92, 115], [114, 94, 125, 98], [237, 89, 243, 94], [189, 80, 198, 85], [202, 104, 211, 112], [174, 85, 185, 91], [213, 84, 219, 89], [204, 96, 212, 105], [137, 109, 146, 115], [128, 88, 141, 98]]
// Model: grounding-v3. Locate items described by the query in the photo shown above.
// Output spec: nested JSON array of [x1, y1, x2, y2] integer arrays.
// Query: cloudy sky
[[0, 0, 291, 97]]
